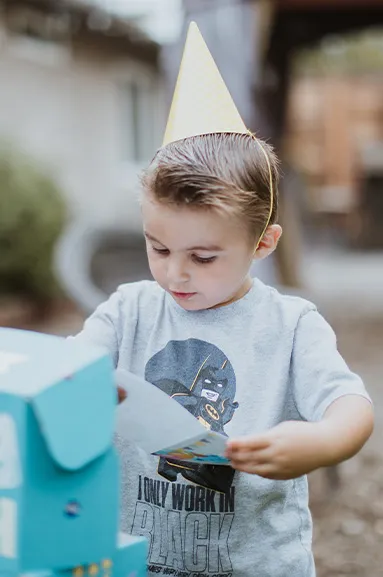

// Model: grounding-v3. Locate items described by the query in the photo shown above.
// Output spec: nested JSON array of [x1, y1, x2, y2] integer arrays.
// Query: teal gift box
[[0, 328, 147, 576]]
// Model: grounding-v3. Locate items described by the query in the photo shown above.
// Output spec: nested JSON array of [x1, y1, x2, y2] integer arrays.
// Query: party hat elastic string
[[248, 132, 274, 250]]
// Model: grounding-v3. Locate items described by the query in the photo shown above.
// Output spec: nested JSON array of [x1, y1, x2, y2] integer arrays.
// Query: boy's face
[[142, 193, 256, 311]]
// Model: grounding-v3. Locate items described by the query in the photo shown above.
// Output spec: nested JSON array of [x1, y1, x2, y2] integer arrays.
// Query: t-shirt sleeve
[[291, 308, 372, 422], [68, 288, 125, 368]]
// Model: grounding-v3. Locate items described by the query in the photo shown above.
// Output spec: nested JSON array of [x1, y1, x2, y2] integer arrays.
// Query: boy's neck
[[209, 276, 253, 310]]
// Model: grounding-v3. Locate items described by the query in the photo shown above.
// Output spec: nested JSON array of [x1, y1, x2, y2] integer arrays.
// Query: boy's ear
[[253, 224, 282, 260]]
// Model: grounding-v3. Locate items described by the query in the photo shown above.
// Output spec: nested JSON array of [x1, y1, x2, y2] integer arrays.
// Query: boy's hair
[[141, 132, 280, 242]]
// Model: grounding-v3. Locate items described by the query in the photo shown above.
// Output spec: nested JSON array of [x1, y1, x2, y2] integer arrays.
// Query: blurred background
[[0, 1, 382, 575]]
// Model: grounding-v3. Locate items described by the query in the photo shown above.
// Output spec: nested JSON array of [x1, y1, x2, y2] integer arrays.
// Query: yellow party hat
[[162, 21, 248, 146], [162, 21, 274, 249]]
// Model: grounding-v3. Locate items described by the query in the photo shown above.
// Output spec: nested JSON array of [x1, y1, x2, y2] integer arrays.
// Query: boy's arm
[[226, 308, 374, 479], [69, 288, 127, 402], [319, 393, 374, 465], [69, 288, 124, 365]]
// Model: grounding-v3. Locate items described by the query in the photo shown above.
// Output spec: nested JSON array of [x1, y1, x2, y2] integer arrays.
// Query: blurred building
[[286, 36, 383, 247], [267, 0, 383, 249], [95, 0, 183, 45], [0, 0, 163, 228]]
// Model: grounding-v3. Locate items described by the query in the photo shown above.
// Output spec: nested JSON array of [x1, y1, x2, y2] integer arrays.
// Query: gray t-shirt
[[72, 278, 370, 577]]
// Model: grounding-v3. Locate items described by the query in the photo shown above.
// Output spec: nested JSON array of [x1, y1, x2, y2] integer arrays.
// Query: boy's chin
[[173, 297, 204, 311], [170, 293, 209, 311]]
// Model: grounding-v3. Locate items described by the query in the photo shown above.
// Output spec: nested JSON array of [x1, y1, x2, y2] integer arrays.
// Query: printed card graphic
[[154, 432, 230, 464], [0, 414, 22, 489]]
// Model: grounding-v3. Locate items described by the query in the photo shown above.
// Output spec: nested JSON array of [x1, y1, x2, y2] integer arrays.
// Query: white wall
[[0, 30, 163, 231]]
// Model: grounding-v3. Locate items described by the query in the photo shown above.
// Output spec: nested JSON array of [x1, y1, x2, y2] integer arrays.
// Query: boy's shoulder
[[254, 279, 318, 324]]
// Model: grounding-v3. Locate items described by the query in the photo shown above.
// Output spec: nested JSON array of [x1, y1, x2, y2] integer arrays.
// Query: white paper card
[[115, 369, 229, 465]]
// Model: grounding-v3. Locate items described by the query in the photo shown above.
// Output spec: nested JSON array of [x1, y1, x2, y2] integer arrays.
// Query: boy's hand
[[226, 396, 373, 480], [225, 421, 332, 480]]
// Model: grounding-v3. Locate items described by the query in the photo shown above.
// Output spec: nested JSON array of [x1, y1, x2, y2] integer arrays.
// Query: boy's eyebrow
[[144, 232, 223, 252]]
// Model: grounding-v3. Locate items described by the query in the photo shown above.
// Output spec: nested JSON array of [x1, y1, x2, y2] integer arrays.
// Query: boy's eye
[[152, 246, 169, 256], [193, 255, 217, 264]]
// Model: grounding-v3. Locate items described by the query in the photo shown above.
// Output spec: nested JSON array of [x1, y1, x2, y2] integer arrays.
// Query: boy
[[72, 23, 373, 577]]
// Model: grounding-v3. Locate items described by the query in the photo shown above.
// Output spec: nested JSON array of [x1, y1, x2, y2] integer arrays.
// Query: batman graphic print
[[145, 339, 239, 493]]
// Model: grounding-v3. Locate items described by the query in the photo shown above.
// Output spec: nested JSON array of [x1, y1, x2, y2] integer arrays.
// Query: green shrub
[[0, 146, 67, 302]]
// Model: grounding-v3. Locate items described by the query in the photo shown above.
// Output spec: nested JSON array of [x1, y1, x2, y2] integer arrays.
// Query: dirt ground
[[28, 277, 383, 577]]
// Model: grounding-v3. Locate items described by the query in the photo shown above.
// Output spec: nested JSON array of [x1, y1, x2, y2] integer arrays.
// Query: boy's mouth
[[171, 291, 197, 300]]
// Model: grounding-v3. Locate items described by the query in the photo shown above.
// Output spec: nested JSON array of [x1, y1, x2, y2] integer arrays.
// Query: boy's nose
[[167, 258, 189, 283]]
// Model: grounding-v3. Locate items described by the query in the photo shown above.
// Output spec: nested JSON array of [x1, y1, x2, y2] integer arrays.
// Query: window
[[119, 77, 157, 164]]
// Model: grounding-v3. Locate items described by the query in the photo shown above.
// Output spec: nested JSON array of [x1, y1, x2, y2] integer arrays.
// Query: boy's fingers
[[227, 435, 270, 453], [228, 449, 269, 465], [117, 386, 127, 404]]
